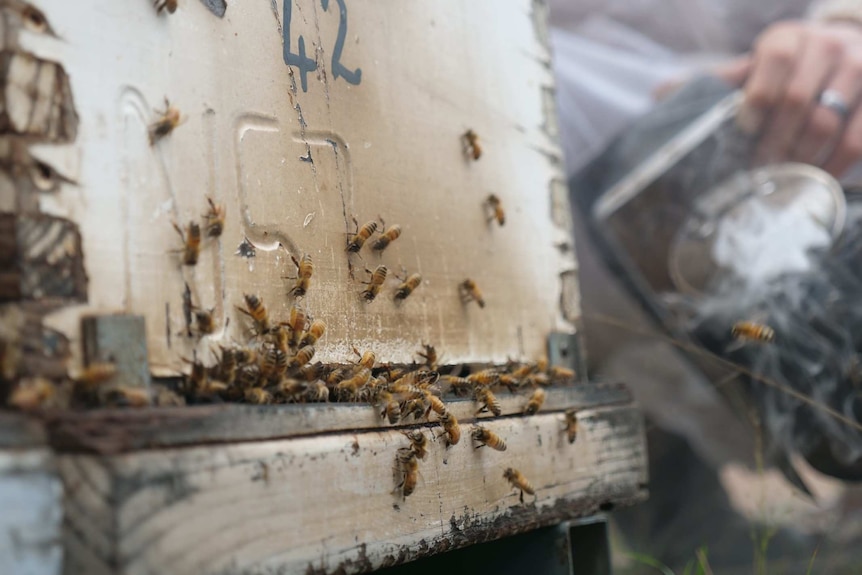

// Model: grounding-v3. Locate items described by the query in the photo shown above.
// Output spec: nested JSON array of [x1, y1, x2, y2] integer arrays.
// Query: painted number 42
[[283, 0, 362, 92]]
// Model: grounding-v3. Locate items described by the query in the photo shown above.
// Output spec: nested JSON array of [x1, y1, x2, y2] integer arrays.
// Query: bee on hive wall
[[149, 98, 184, 144]]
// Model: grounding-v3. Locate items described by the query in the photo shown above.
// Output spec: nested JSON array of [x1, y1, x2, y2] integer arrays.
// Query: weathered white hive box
[[0, 0, 646, 573]]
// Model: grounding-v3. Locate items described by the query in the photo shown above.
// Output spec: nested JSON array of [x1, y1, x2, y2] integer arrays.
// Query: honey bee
[[503, 467, 535, 503], [524, 388, 546, 416], [395, 447, 419, 498], [498, 374, 522, 393], [346, 217, 378, 252], [485, 194, 505, 226], [401, 398, 426, 421], [403, 430, 428, 459], [438, 411, 461, 447], [394, 273, 422, 301], [192, 306, 216, 336], [8, 378, 55, 410], [286, 305, 307, 348], [238, 293, 270, 335], [203, 197, 225, 238], [236, 363, 262, 390], [352, 348, 376, 370], [336, 367, 372, 400], [731, 321, 775, 343], [471, 426, 507, 451], [467, 369, 500, 387], [277, 378, 308, 402], [288, 345, 316, 369], [299, 319, 326, 347], [361, 265, 388, 302], [563, 409, 578, 444], [148, 98, 184, 145], [172, 220, 201, 266], [288, 253, 313, 297], [102, 386, 152, 408], [154, 0, 178, 14], [74, 362, 118, 389], [379, 391, 402, 424], [306, 380, 330, 402], [510, 362, 536, 380], [424, 391, 447, 418], [326, 366, 350, 386], [475, 386, 502, 416], [463, 129, 482, 160], [371, 224, 402, 252], [524, 373, 550, 387], [548, 365, 576, 381], [460, 279, 485, 308], [298, 361, 325, 381], [245, 387, 274, 405], [416, 344, 438, 370], [234, 346, 258, 365], [441, 375, 473, 396], [259, 344, 288, 383]]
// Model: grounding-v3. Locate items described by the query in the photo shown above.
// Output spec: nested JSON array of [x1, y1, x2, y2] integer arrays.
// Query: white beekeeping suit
[[547, 0, 862, 467]]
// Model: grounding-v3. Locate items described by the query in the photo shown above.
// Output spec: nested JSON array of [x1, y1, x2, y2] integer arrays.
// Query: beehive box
[[0, 0, 647, 573]]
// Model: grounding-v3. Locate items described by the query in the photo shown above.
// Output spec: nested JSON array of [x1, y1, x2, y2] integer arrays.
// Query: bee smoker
[[569, 75, 862, 481]]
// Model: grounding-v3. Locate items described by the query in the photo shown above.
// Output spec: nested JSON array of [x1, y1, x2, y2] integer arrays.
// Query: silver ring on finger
[[819, 89, 851, 121]]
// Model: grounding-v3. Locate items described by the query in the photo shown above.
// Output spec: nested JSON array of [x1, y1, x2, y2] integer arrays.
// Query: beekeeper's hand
[[731, 20, 862, 178]]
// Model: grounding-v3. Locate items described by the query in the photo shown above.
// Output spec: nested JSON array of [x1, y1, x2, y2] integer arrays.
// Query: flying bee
[[485, 194, 505, 226], [503, 467, 535, 504], [438, 411, 461, 447], [402, 430, 428, 459], [286, 253, 313, 297], [154, 0, 178, 14], [524, 388, 546, 416], [148, 97, 184, 145], [346, 217, 378, 252], [460, 279, 485, 308], [548, 365, 576, 381], [244, 387, 274, 405], [288, 345, 316, 369], [378, 391, 402, 424], [237, 293, 270, 335], [394, 273, 422, 301], [8, 378, 56, 410], [299, 319, 326, 347], [371, 224, 402, 252], [395, 447, 419, 498], [475, 386, 502, 416], [202, 196, 225, 238], [462, 129, 482, 160], [416, 344, 438, 370], [563, 409, 579, 444], [192, 306, 216, 336], [361, 265, 388, 301], [472, 426, 507, 451], [172, 220, 201, 266], [731, 321, 775, 343]]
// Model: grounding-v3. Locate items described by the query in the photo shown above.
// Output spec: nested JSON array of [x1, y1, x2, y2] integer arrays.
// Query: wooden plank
[[0, 448, 62, 575], [58, 404, 646, 575], [41, 382, 631, 454]]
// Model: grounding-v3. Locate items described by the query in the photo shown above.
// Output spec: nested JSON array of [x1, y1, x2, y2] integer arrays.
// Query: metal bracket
[[547, 331, 586, 382], [81, 314, 150, 389]]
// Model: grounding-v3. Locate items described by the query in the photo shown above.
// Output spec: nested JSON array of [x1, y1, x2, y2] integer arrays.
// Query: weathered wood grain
[[59, 404, 646, 575], [42, 382, 631, 454], [0, 448, 63, 575]]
